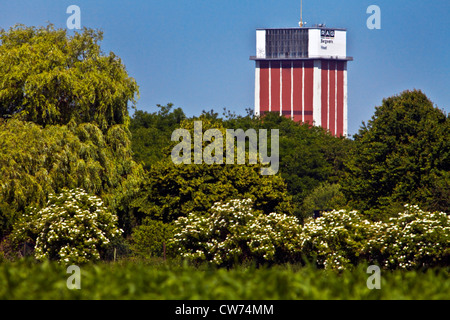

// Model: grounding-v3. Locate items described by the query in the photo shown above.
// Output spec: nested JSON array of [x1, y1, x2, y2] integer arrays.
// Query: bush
[[1, 261, 450, 300], [12, 188, 122, 264], [299, 209, 375, 270], [130, 219, 174, 259], [298, 205, 449, 271], [368, 204, 450, 270], [171, 199, 302, 267]]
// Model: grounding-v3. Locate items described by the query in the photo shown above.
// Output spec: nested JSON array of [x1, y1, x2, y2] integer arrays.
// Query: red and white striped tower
[[251, 26, 352, 137]]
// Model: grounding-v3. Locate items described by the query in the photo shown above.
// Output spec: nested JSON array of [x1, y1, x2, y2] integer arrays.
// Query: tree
[[225, 111, 351, 218], [342, 90, 449, 218], [300, 182, 347, 221], [130, 220, 174, 259], [0, 119, 144, 238], [133, 160, 292, 224], [129, 106, 352, 218], [0, 24, 139, 130], [129, 104, 186, 170], [131, 117, 293, 224]]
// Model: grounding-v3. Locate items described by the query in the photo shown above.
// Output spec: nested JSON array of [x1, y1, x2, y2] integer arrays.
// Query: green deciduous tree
[[129, 107, 352, 219], [133, 161, 292, 224], [130, 220, 174, 259], [300, 182, 347, 221], [342, 90, 449, 219], [131, 117, 293, 224], [0, 24, 139, 130], [0, 119, 144, 238], [129, 104, 186, 170], [223, 111, 352, 218]]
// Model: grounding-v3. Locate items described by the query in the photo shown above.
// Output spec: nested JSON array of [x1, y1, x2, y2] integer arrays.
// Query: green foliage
[[222, 111, 352, 217], [1, 260, 449, 300], [300, 209, 376, 270], [299, 206, 449, 271], [134, 162, 290, 222], [0, 24, 138, 130], [367, 205, 450, 270], [129, 104, 186, 170], [133, 161, 292, 224], [171, 199, 302, 267], [129, 108, 352, 219], [130, 219, 174, 259], [273, 115, 350, 210], [132, 116, 292, 223], [11, 189, 122, 264], [300, 182, 347, 221], [0, 119, 144, 237], [0, 236, 19, 262], [343, 90, 449, 218]]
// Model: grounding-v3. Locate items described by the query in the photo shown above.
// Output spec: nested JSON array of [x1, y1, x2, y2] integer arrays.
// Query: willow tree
[[0, 119, 144, 238], [0, 24, 139, 130], [0, 24, 143, 239]]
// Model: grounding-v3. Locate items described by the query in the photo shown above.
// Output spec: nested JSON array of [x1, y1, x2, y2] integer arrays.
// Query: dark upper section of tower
[[251, 26, 353, 61]]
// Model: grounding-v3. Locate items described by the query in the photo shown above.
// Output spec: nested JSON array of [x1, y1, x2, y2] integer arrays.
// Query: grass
[[0, 258, 449, 300]]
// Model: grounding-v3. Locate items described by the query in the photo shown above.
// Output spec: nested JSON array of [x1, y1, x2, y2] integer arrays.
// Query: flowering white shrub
[[170, 200, 448, 270], [299, 209, 375, 270], [171, 199, 302, 266], [13, 189, 122, 264], [299, 206, 449, 270], [367, 204, 450, 270]]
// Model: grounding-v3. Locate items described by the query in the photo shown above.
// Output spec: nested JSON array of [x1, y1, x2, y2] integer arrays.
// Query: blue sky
[[1, 0, 449, 136]]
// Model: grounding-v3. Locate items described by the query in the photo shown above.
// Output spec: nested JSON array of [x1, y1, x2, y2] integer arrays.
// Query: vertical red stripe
[[337, 61, 344, 137], [329, 61, 336, 135], [321, 60, 328, 129], [293, 61, 303, 122], [271, 61, 280, 113], [304, 61, 314, 124], [282, 62, 291, 119], [259, 61, 270, 114]]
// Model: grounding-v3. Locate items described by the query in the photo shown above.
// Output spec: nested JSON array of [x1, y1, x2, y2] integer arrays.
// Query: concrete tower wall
[[252, 27, 351, 137]]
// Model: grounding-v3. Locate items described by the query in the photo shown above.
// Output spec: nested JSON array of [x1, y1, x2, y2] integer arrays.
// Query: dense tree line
[[0, 25, 448, 264], [129, 106, 352, 222], [128, 90, 448, 223]]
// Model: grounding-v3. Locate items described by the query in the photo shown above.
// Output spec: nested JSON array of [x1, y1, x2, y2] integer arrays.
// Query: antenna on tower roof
[[299, 0, 307, 27]]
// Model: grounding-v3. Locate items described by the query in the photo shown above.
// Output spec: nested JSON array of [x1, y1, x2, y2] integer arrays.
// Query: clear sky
[[1, 0, 449, 136]]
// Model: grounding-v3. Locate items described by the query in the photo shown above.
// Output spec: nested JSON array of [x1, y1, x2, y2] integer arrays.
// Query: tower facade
[[251, 26, 352, 137]]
